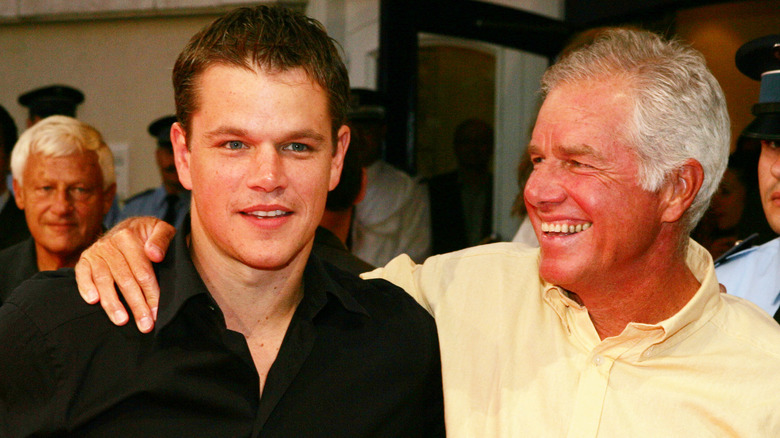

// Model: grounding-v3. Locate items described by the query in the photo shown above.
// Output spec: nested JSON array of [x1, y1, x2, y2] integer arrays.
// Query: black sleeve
[[423, 323, 446, 437], [0, 302, 60, 436]]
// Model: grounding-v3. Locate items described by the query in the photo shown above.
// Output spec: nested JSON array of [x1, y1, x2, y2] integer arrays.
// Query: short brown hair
[[172, 5, 350, 141]]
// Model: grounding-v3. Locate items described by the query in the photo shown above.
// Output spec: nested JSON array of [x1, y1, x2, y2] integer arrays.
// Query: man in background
[[5, 85, 89, 205], [348, 88, 431, 266], [114, 115, 190, 227], [428, 118, 494, 254], [0, 115, 115, 302], [0, 104, 28, 249], [17, 84, 84, 128], [716, 34, 780, 321]]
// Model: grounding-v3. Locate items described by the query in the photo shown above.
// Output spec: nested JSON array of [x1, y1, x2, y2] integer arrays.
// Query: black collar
[[154, 220, 369, 335]]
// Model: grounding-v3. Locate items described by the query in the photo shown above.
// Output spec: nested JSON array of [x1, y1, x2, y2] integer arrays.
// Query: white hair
[[541, 28, 730, 233], [11, 115, 115, 189]]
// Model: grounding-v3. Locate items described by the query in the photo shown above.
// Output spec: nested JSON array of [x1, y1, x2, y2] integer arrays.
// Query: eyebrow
[[527, 143, 607, 161], [560, 144, 606, 161], [204, 127, 327, 143]]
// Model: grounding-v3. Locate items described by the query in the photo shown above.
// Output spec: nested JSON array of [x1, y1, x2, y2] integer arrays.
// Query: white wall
[[0, 0, 561, 205], [0, 15, 220, 200]]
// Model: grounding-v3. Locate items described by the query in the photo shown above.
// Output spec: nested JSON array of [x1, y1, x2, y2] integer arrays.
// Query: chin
[[539, 257, 584, 289]]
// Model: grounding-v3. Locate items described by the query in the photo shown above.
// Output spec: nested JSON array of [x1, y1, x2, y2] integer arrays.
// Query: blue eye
[[283, 143, 308, 152], [226, 141, 245, 150]]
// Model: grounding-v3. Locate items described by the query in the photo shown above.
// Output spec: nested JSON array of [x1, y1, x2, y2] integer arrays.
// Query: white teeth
[[249, 210, 286, 217], [540, 221, 592, 235]]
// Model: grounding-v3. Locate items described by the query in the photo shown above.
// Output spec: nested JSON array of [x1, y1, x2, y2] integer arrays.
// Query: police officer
[[114, 115, 190, 227], [8, 85, 87, 199], [18, 84, 84, 127], [716, 34, 780, 322]]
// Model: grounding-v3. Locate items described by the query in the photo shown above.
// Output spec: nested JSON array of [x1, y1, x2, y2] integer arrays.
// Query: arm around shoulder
[[361, 252, 441, 314]]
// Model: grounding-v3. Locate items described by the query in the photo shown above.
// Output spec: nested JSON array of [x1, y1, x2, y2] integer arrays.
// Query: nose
[[50, 188, 75, 215], [770, 144, 780, 179], [247, 146, 287, 193], [524, 164, 566, 209]]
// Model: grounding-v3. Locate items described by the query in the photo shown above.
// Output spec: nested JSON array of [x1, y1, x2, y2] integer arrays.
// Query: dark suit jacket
[[427, 171, 492, 254], [0, 199, 30, 250], [0, 237, 38, 305]]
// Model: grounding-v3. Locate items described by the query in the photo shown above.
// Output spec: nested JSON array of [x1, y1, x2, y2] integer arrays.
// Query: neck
[[164, 184, 184, 195], [568, 237, 699, 340], [189, 230, 308, 338], [319, 208, 352, 244], [35, 246, 81, 271]]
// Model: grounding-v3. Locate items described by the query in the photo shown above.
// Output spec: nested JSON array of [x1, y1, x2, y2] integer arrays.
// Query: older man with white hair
[[0, 115, 115, 303]]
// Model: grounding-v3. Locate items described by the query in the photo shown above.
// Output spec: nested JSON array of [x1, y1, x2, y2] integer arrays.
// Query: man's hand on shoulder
[[75, 216, 175, 333]]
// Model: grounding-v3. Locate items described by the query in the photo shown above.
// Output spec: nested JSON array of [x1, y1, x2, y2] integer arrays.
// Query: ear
[[329, 125, 350, 191], [660, 159, 704, 224], [12, 178, 24, 209], [102, 183, 117, 216], [171, 122, 193, 191]]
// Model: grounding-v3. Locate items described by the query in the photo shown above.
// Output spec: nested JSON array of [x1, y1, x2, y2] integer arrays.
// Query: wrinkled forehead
[[24, 151, 102, 179]]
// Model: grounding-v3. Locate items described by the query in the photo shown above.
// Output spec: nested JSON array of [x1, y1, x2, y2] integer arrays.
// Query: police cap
[[18, 84, 84, 119], [147, 115, 177, 150], [736, 34, 780, 141]]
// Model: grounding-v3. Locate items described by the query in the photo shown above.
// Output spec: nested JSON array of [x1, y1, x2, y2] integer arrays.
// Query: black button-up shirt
[[0, 227, 444, 437]]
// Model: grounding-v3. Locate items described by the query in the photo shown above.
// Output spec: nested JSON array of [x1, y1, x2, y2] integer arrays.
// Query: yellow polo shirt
[[365, 240, 780, 437]]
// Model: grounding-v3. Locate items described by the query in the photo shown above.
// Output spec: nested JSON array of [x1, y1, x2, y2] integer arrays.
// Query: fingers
[[76, 245, 131, 327], [103, 228, 158, 333], [74, 216, 173, 333], [75, 253, 109, 305], [144, 220, 176, 263]]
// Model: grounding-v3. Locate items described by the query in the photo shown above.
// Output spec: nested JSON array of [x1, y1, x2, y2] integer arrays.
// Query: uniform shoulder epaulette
[[714, 233, 760, 267]]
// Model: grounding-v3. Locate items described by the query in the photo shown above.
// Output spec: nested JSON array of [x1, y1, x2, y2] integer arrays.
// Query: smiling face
[[524, 79, 669, 292], [14, 152, 114, 267], [758, 140, 780, 234], [174, 64, 347, 272]]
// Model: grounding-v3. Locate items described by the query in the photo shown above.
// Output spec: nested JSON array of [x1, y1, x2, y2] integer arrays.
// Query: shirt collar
[[154, 219, 369, 334], [298, 252, 370, 319], [541, 239, 721, 357]]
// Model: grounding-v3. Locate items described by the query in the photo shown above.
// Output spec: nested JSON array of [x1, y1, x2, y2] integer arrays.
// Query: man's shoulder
[[709, 293, 780, 359], [326, 262, 431, 318], [0, 239, 37, 302], [431, 241, 540, 269], [364, 242, 541, 305], [715, 236, 780, 298], [717, 236, 780, 271], [0, 238, 26, 260], [1, 269, 108, 335]]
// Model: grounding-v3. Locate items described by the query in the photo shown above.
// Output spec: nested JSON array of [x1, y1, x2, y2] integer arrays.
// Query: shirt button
[[592, 355, 603, 366]]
